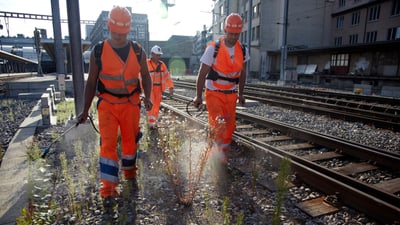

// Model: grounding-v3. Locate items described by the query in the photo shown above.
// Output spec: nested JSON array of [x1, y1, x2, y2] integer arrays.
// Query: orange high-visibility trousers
[[147, 85, 162, 127], [205, 89, 238, 151], [97, 98, 141, 198]]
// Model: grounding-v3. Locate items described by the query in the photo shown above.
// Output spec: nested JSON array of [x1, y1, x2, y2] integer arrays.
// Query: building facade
[[208, 0, 400, 96]]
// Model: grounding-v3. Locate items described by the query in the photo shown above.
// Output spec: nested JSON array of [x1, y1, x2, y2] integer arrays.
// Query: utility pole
[[66, 0, 85, 116], [226, 0, 230, 16], [279, 0, 289, 85], [246, 0, 252, 83], [34, 28, 43, 76], [51, 0, 65, 77]]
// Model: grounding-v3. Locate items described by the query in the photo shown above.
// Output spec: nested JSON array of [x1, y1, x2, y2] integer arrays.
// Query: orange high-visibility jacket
[[97, 40, 141, 102], [208, 37, 244, 90], [147, 59, 174, 91]]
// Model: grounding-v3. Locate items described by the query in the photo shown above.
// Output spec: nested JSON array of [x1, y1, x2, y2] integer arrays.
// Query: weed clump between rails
[[155, 117, 212, 206]]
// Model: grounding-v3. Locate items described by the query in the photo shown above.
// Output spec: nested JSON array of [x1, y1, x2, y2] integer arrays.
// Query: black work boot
[[127, 178, 138, 193], [119, 200, 136, 225], [119, 178, 138, 224], [102, 196, 116, 223]]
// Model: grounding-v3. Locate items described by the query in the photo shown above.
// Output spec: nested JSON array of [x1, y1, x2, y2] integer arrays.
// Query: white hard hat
[[151, 45, 163, 55]]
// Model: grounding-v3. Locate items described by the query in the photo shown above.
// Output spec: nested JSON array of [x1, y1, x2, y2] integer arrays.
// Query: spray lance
[[41, 122, 79, 158], [41, 114, 143, 159], [41, 115, 99, 158]]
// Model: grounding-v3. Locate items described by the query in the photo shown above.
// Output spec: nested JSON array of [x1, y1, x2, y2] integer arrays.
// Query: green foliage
[[15, 207, 33, 225], [55, 100, 75, 124], [203, 191, 211, 219], [222, 196, 230, 225], [272, 157, 291, 225], [16, 99, 101, 224], [26, 143, 41, 161], [251, 155, 259, 190], [0, 145, 3, 160], [236, 213, 244, 225]]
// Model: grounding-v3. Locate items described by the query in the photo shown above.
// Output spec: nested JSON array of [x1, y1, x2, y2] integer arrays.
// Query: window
[[392, 0, 400, 16], [387, 27, 400, 40], [242, 30, 247, 43], [252, 4, 260, 18], [368, 5, 381, 21], [255, 25, 260, 41], [351, 11, 360, 25], [243, 11, 248, 22], [213, 11, 218, 25], [339, 0, 346, 7], [251, 26, 260, 41], [349, 34, 358, 44], [365, 31, 377, 42], [331, 54, 349, 66], [138, 32, 146, 40], [334, 36, 343, 46], [336, 16, 344, 29]]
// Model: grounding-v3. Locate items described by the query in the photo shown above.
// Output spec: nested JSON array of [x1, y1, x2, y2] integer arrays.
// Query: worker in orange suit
[[146, 45, 174, 128], [193, 13, 250, 163], [77, 6, 152, 221]]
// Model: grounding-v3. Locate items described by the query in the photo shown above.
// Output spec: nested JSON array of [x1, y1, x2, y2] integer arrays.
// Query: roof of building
[[40, 39, 91, 61], [0, 49, 37, 64]]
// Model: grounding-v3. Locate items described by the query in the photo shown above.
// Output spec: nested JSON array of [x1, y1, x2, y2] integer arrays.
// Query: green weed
[[17, 99, 100, 224], [222, 196, 230, 225], [272, 157, 291, 225], [26, 143, 42, 161]]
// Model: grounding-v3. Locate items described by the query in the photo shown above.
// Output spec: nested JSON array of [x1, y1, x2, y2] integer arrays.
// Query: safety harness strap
[[207, 39, 245, 84], [94, 40, 143, 71], [94, 40, 143, 98], [213, 38, 246, 60]]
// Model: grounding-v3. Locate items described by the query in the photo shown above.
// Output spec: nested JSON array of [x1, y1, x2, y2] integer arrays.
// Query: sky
[[0, 0, 215, 41]]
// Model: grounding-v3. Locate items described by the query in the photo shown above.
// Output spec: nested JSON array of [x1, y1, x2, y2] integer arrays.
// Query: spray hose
[[186, 100, 206, 117]]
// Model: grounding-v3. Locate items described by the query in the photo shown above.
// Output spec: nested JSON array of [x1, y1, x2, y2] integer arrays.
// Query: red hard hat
[[224, 13, 243, 34], [107, 6, 132, 34]]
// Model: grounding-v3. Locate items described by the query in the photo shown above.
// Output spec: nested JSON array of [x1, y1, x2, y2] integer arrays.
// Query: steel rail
[[161, 93, 400, 225], [245, 88, 399, 121], [235, 134, 400, 225], [174, 80, 400, 130], [237, 110, 400, 169], [248, 82, 400, 106]]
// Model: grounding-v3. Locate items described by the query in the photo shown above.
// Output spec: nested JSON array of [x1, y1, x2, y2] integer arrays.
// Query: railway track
[[2, 75, 399, 223], [158, 93, 400, 224], [174, 80, 400, 131], [1, 74, 399, 223]]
